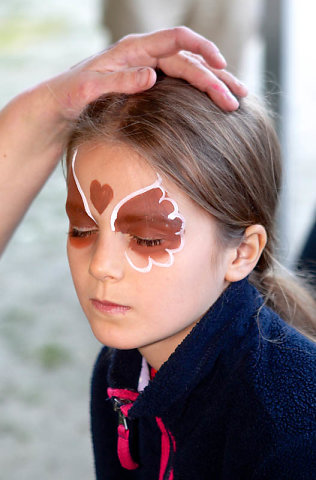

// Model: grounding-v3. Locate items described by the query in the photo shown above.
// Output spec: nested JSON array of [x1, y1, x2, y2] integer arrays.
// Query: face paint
[[90, 180, 113, 215], [66, 158, 98, 249], [71, 149, 97, 224], [67, 147, 185, 269], [111, 175, 185, 273]]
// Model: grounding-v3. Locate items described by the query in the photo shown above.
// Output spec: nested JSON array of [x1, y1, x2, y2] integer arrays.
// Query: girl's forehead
[[73, 142, 185, 205], [75, 142, 157, 191]]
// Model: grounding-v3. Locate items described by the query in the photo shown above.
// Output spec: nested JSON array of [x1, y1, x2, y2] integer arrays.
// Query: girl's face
[[66, 142, 232, 367]]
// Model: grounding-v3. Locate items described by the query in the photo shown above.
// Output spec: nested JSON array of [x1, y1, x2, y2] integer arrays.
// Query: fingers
[[55, 26, 248, 118], [209, 68, 248, 98], [144, 26, 227, 69], [99, 26, 227, 71], [98, 67, 157, 94], [158, 52, 246, 111]]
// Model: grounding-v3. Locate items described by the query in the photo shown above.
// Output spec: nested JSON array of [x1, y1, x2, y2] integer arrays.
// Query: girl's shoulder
[[256, 303, 316, 370], [241, 304, 316, 430]]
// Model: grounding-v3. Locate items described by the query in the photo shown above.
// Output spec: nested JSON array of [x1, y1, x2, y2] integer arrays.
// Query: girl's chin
[[91, 329, 143, 351]]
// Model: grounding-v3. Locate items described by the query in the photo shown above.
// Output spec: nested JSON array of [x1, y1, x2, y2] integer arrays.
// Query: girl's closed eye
[[68, 226, 98, 238], [68, 226, 99, 249], [131, 235, 163, 247]]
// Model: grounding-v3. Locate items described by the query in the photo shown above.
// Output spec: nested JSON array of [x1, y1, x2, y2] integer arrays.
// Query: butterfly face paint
[[66, 147, 185, 272], [111, 175, 185, 273]]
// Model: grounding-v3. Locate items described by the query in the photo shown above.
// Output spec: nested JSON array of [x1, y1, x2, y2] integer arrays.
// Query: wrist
[[22, 80, 71, 150], [1, 80, 71, 160]]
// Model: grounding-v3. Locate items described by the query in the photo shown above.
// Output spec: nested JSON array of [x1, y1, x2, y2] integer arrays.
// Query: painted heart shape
[[90, 180, 114, 215]]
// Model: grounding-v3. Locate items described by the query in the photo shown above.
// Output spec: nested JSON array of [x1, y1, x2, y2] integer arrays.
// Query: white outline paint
[[110, 174, 185, 273], [71, 148, 97, 224]]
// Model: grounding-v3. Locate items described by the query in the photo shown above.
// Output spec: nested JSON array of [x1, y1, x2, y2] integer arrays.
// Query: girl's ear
[[225, 225, 267, 282]]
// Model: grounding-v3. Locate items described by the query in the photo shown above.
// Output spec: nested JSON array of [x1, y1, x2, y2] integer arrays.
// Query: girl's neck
[[138, 320, 199, 371]]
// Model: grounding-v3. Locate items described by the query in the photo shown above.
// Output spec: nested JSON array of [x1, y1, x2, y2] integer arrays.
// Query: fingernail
[[226, 93, 239, 109], [236, 79, 247, 91], [237, 81, 248, 96], [217, 52, 227, 66], [237, 79, 246, 88], [137, 67, 150, 87]]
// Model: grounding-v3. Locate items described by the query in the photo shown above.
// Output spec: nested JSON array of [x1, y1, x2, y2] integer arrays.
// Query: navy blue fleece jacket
[[90, 279, 316, 479]]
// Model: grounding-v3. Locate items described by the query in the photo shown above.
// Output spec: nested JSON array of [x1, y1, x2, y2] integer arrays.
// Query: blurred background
[[0, 0, 315, 478]]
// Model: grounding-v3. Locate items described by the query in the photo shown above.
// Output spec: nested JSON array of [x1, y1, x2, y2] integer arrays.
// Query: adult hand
[[50, 26, 247, 120]]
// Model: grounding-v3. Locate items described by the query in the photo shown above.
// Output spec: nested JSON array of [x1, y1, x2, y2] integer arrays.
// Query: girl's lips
[[90, 298, 131, 314]]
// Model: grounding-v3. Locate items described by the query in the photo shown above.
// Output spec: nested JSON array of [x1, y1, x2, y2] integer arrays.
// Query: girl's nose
[[89, 232, 125, 282]]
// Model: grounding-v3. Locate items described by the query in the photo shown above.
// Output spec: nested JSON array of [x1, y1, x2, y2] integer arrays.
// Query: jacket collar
[[108, 278, 263, 418]]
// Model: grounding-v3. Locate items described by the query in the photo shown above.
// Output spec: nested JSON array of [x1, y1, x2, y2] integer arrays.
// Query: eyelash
[[68, 227, 97, 238], [68, 229, 162, 247], [132, 236, 163, 247]]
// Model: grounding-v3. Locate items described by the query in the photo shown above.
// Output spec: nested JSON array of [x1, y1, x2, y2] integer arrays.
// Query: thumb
[[108, 67, 157, 93], [60, 67, 157, 119], [81, 67, 157, 104]]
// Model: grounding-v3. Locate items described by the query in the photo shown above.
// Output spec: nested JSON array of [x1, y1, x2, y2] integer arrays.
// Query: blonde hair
[[66, 74, 316, 340]]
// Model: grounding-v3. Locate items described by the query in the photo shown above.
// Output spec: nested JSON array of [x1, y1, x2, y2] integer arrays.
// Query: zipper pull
[[111, 396, 139, 470], [113, 397, 129, 430]]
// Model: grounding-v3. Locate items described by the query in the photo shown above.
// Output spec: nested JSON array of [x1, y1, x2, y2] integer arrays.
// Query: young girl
[[65, 74, 316, 479]]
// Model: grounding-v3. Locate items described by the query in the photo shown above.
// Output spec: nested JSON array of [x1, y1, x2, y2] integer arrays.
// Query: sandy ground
[[0, 0, 315, 479]]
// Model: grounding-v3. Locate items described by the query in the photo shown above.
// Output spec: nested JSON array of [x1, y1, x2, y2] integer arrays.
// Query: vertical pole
[[263, 0, 283, 131], [262, 0, 289, 263]]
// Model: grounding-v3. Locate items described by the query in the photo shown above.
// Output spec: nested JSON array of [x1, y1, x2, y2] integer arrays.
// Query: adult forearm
[[0, 84, 68, 253]]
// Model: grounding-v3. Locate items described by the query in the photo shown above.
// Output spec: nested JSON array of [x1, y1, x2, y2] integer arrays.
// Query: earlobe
[[225, 225, 267, 282]]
